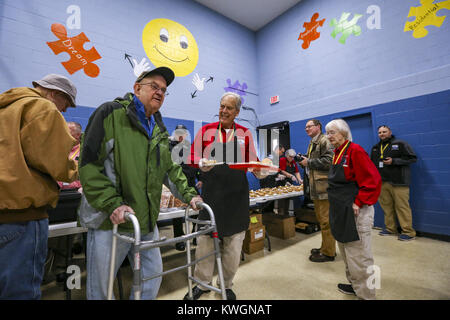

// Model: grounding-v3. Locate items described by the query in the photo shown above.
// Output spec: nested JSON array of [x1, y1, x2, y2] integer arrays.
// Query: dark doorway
[[256, 121, 290, 160]]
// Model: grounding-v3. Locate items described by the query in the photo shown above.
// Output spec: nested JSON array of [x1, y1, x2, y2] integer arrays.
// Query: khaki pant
[[379, 182, 416, 237], [338, 205, 376, 300], [313, 199, 336, 257], [193, 231, 246, 290]]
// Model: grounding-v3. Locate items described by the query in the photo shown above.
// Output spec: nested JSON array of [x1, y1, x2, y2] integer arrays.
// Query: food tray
[[204, 161, 279, 172]]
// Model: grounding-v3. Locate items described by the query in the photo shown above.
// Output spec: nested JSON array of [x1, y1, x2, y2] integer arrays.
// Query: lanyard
[[332, 141, 350, 165], [218, 123, 235, 143], [307, 143, 313, 157], [380, 143, 389, 159], [70, 145, 80, 160]]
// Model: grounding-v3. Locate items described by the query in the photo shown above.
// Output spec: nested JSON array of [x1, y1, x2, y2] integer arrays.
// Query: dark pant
[[173, 217, 184, 237], [0, 219, 48, 299]]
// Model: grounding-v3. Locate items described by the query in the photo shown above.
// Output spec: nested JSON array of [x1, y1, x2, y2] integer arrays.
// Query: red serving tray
[[207, 161, 280, 172]]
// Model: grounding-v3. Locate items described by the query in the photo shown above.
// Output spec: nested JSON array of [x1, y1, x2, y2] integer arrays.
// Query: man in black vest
[[370, 125, 417, 241], [184, 92, 266, 300]]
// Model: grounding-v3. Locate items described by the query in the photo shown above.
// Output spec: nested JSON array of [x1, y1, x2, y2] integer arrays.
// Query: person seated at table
[[279, 149, 302, 185], [276, 149, 303, 215], [58, 121, 82, 192]]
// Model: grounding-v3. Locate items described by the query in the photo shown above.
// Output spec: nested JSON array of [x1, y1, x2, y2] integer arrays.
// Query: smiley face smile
[[153, 45, 189, 63]]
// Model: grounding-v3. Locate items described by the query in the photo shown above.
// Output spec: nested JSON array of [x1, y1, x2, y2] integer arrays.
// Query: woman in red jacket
[[325, 119, 381, 300]]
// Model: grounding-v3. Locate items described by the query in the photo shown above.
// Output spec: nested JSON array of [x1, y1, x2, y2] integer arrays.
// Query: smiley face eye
[[180, 35, 188, 49], [160, 28, 169, 42]]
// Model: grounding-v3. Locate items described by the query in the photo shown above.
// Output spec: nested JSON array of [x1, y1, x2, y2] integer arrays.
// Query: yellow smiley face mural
[[142, 18, 199, 77]]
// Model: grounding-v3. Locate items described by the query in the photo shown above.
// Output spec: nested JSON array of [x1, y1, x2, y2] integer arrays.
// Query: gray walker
[[107, 202, 227, 300]]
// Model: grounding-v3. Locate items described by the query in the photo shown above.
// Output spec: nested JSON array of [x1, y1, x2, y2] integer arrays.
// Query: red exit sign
[[270, 95, 280, 105]]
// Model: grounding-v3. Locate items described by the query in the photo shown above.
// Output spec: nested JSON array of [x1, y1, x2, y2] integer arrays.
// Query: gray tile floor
[[41, 226, 450, 300]]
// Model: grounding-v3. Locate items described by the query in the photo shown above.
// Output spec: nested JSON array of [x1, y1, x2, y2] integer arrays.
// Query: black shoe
[[225, 289, 236, 300], [183, 286, 211, 300], [56, 272, 67, 283], [337, 283, 356, 295], [309, 253, 335, 262], [310, 248, 321, 255], [175, 242, 186, 251], [72, 242, 83, 255]]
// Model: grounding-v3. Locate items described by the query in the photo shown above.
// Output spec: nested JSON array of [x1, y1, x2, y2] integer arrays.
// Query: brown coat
[[0, 87, 78, 222], [306, 133, 333, 200]]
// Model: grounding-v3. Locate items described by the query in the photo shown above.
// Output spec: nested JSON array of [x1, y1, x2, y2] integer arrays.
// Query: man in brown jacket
[[299, 119, 336, 262], [0, 74, 78, 299]]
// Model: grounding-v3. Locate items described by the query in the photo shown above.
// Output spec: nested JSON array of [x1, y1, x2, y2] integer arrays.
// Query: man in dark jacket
[[370, 125, 417, 241]]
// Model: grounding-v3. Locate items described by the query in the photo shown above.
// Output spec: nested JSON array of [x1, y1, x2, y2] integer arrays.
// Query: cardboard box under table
[[262, 213, 295, 239], [243, 225, 266, 254], [248, 213, 263, 229]]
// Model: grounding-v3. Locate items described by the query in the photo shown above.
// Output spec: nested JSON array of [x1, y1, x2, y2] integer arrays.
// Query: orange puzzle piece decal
[[47, 23, 101, 77], [298, 13, 326, 49]]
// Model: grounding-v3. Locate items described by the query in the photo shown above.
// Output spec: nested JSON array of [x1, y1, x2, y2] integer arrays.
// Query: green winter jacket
[[78, 92, 197, 234]]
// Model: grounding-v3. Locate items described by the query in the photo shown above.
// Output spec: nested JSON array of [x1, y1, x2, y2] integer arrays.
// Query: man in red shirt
[[185, 92, 266, 300]]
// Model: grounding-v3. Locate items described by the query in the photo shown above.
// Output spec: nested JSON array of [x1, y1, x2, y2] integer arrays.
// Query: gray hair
[[285, 149, 296, 157], [325, 119, 353, 141], [220, 92, 242, 111]]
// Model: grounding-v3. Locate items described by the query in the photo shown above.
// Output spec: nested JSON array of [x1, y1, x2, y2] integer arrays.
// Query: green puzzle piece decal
[[330, 12, 363, 44]]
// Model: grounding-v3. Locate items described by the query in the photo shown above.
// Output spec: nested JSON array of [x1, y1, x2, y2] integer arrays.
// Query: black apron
[[327, 143, 360, 243], [199, 125, 249, 237]]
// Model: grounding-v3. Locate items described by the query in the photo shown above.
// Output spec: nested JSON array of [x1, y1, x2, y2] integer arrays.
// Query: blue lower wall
[[63, 106, 197, 142], [65, 89, 450, 236], [289, 89, 450, 236]]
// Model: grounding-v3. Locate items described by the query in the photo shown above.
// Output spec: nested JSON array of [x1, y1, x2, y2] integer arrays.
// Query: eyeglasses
[[139, 82, 169, 96], [305, 124, 317, 129]]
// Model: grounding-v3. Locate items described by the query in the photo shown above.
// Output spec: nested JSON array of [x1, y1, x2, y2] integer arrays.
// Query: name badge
[[379, 161, 384, 168]]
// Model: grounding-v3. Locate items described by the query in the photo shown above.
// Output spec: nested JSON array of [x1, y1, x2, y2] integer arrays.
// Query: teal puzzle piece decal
[[330, 12, 363, 44]]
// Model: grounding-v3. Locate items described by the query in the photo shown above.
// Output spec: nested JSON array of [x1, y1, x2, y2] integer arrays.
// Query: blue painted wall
[[289, 89, 450, 236], [255, 0, 450, 236], [256, 0, 450, 124], [0, 0, 259, 128]]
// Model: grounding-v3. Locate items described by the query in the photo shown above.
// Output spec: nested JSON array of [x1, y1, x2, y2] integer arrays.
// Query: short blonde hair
[[325, 119, 353, 141]]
